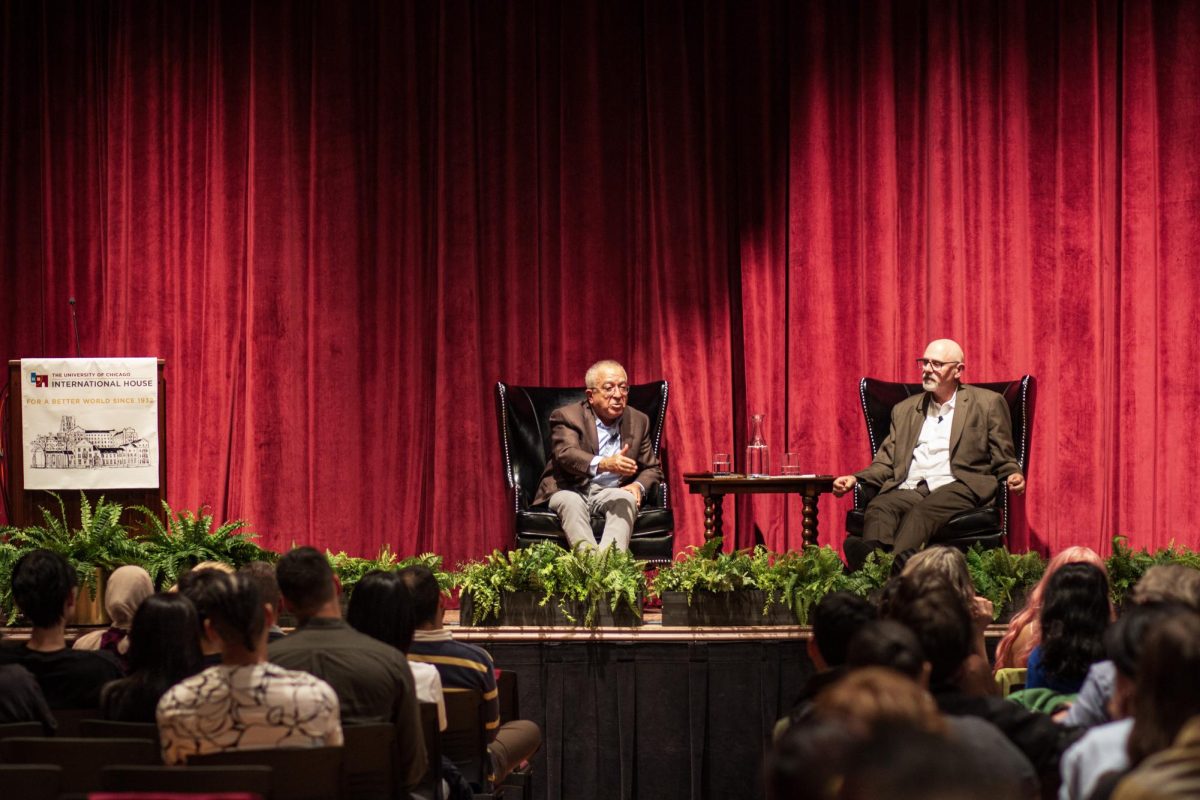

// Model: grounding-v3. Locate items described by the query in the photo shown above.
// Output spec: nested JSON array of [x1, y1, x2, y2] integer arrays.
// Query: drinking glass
[[782, 452, 802, 476], [712, 452, 732, 476]]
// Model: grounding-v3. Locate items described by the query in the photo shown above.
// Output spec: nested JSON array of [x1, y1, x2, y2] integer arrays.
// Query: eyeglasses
[[916, 359, 960, 371], [592, 383, 629, 397]]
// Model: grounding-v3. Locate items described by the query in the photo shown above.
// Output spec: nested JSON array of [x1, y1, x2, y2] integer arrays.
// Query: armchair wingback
[[495, 381, 674, 563], [845, 376, 1035, 550]]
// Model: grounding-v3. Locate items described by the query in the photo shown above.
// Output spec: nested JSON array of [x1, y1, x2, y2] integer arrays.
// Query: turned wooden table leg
[[703, 495, 725, 543], [801, 493, 819, 547]]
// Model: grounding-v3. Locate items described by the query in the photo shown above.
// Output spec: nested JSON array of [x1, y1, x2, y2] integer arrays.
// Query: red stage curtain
[[3, 0, 1199, 564]]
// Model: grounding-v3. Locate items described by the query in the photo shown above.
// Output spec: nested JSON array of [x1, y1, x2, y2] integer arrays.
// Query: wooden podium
[[3, 359, 167, 528]]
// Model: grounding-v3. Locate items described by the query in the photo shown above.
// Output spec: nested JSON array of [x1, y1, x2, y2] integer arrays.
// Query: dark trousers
[[862, 479, 979, 553]]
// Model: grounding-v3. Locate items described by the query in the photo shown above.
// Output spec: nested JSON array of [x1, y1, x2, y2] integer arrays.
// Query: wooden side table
[[682, 473, 836, 547]]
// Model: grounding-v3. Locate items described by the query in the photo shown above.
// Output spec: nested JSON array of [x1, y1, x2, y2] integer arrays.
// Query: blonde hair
[[813, 667, 946, 736], [993, 546, 1108, 671], [902, 547, 976, 611]]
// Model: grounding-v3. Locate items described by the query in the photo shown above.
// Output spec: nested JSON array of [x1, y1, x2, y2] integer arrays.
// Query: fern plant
[[766, 546, 852, 624], [0, 535, 23, 623], [843, 549, 895, 598], [328, 546, 453, 595], [650, 537, 758, 601], [8, 492, 148, 600], [1106, 535, 1156, 609], [965, 545, 1046, 620], [136, 501, 270, 588]]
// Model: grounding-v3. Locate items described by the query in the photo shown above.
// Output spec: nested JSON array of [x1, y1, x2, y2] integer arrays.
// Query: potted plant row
[[455, 541, 646, 628]]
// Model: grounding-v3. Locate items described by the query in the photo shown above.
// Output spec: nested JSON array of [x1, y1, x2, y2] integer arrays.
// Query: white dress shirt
[[902, 391, 957, 491]]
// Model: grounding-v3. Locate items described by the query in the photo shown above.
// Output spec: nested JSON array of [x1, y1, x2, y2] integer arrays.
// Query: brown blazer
[[853, 383, 1020, 503], [532, 400, 663, 506]]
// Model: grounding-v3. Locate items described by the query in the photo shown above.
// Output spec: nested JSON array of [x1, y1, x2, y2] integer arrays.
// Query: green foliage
[[0, 535, 22, 624], [965, 545, 1047, 620], [842, 549, 895, 598], [327, 546, 453, 595], [135, 501, 271, 588], [8, 493, 148, 600], [650, 538, 757, 600], [453, 542, 646, 626], [766, 546, 853, 624], [1106, 535, 1156, 609]]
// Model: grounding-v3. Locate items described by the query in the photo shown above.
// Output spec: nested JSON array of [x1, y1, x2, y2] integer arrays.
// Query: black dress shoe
[[843, 536, 879, 573]]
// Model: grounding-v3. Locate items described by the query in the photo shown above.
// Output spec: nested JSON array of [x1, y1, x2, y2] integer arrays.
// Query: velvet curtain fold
[[3, 0, 1199, 564]]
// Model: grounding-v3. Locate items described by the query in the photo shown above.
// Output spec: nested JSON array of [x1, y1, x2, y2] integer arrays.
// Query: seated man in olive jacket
[[833, 339, 1025, 570]]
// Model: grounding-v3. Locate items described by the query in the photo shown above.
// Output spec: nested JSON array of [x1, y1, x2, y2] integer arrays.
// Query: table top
[[682, 472, 836, 492]]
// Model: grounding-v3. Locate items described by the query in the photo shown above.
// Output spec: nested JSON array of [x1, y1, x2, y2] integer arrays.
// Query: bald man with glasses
[[833, 339, 1026, 571], [533, 360, 663, 552]]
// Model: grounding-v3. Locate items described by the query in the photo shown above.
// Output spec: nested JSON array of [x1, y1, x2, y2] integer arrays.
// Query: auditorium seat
[[0, 721, 45, 739], [0, 736, 159, 795], [188, 746, 343, 800], [0, 764, 62, 800], [496, 380, 675, 563], [844, 375, 1035, 551], [101, 764, 272, 797], [80, 718, 160, 744]]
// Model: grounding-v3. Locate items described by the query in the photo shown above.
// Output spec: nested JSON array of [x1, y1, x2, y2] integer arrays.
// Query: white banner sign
[[21, 358, 159, 490]]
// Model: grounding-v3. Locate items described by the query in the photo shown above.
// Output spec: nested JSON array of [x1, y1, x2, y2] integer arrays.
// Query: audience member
[[0, 663, 56, 733], [994, 546, 1109, 671], [346, 569, 447, 730], [1111, 716, 1200, 800], [1065, 565, 1200, 729], [902, 545, 992, 660], [0, 549, 122, 708], [404, 565, 542, 787], [1125, 613, 1200, 769], [764, 716, 858, 800], [72, 564, 154, 672], [268, 547, 426, 789], [237, 561, 286, 642], [843, 621, 1040, 797], [880, 573, 1081, 789], [99, 592, 204, 723], [157, 571, 342, 765], [177, 566, 236, 665], [1059, 603, 1190, 800], [1026, 562, 1110, 694]]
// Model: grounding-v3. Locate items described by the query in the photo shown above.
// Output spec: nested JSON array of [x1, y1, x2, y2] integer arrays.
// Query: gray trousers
[[862, 479, 979, 553], [548, 483, 637, 551]]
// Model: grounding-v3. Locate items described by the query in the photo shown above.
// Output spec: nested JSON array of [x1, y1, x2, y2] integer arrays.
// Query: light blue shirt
[[588, 416, 622, 489]]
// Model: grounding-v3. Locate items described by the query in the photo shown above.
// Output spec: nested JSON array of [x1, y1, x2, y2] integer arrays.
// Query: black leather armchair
[[844, 376, 1035, 551], [495, 381, 675, 563]]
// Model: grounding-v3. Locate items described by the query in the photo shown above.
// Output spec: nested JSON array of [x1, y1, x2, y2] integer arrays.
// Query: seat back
[[0, 737, 159, 794], [496, 380, 669, 509], [856, 376, 1035, 535], [188, 746, 343, 800], [497, 669, 519, 724], [342, 722, 396, 799], [50, 706, 99, 737], [0, 721, 45, 740], [414, 702, 443, 800], [80, 718, 160, 744], [102, 764, 272, 796], [0, 764, 63, 800], [441, 689, 491, 789]]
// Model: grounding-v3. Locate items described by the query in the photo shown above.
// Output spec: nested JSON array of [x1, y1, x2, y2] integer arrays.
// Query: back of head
[[104, 565, 155, 628], [194, 572, 265, 652], [1105, 602, 1191, 679], [275, 547, 335, 617], [766, 717, 859, 800], [178, 567, 237, 635], [994, 545, 1107, 670], [238, 561, 282, 614], [1038, 562, 1110, 686], [813, 666, 945, 736], [846, 619, 927, 681], [127, 592, 203, 682], [902, 547, 975, 611], [347, 570, 415, 652], [1129, 612, 1200, 766], [12, 549, 76, 628], [880, 575, 972, 689], [1131, 565, 1200, 611], [811, 591, 877, 667], [399, 565, 440, 627]]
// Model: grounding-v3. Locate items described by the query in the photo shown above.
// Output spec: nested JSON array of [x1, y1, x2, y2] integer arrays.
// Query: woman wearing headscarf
[[72, 564, 154, 672]]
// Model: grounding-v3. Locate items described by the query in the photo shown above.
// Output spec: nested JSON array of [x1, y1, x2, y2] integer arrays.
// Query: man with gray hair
[[533, 360, 663, 551], [833, 339, 1025, 570]]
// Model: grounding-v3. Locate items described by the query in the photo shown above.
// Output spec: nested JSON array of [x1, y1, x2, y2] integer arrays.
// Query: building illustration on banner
[[28, 416, 151, 470]]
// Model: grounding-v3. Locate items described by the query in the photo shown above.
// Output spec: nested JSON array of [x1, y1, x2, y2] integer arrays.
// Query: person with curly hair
[[993, 546, 1109, 672], [1025, 563, 1110, 694]]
